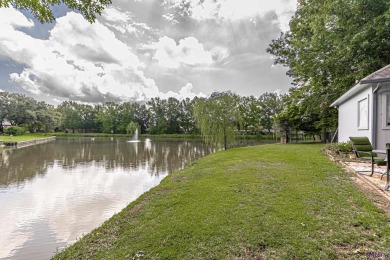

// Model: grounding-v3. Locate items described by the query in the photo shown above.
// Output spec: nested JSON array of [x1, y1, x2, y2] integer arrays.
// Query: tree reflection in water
[[0, 137, 272, 259], [0, 137, 215, 187]]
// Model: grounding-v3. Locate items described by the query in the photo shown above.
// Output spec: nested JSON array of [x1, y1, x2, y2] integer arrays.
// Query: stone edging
[[324, 150, 390, 203]]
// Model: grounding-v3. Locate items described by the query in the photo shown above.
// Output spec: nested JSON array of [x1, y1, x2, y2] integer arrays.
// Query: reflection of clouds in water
[[1, 149, 10, 167], [144, 138, 152, 151], [0, 138, 215, 186], [0, 138, 219, 259], [0, 162, 167, 259]]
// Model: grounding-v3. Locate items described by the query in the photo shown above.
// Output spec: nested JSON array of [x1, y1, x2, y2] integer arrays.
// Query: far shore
[[0, 132, 277, 141], [0, 133, 54, 143]]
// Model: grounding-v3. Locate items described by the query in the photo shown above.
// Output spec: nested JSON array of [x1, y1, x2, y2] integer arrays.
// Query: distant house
[[0, 120, 11, 133], [331, 64, 390, 149], [3, 121, 11, 126]]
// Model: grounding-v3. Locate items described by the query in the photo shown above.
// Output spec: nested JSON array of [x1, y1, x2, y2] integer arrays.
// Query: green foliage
[[322, 141, 353, 159], [267, 0, 390, 133], [337, 141, 353, 152], [258, 92, 285, 133], [147, 97, 197, 135], [193, 91, 243, 150], [4, 126, 27, 136], [0, 0, 111, 23], [238, 95, 262, 133], [126, 121, 139, 136], [95, 102, 120, 134], [0, 92, 60, 133], [0, 90, 286, 137]]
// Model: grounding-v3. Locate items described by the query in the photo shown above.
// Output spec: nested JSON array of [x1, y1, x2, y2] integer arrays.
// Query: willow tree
[[1, 0, 111, 23], [126, 121, 139, 137], [193, 92, 242, 150]]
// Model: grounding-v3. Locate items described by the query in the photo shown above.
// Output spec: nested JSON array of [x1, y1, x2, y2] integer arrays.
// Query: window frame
[[357, 95, 369, 130], [381, 92, 390, 129]]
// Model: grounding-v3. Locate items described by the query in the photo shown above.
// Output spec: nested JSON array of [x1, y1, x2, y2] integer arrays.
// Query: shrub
[[322, 141, 354, 159], [337, 141, 352, 152], [4, 126, 27, 136], [323, 141, 352, 153]]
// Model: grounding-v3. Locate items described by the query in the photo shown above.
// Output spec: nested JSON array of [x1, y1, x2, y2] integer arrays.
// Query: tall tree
[[0, 91, 11, 132], [148, 98, 168, 134], [78, 104, 96, 132], [96, 102, 120, 134], [57, 101, 82, 133], [180, 98, 197, 134], [267, 0, 390, 133], [117, 102, 135, 134], [238, 96, 262, 133], [1, 0, 111, 23], [258, 92, 285, 133], [166, 97, 182, 134], [131, 103, 150, 134], [193, 92, 242, 150], [6, 93, 37, 128]]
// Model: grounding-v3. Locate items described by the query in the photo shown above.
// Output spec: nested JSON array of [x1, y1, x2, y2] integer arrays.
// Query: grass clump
[[53, 144, 390, 259]]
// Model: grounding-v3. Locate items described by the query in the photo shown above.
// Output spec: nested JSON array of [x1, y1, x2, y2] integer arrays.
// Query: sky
[[0, 0, 297, 104]]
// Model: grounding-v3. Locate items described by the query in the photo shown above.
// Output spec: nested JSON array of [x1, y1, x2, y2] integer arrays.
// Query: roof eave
[[360, 77, 390, 84], [330, 82, 370, 107]]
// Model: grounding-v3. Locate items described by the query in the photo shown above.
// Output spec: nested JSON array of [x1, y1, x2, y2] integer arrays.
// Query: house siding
[[375, 83, 390, 149], [338, 86, 373, 143]]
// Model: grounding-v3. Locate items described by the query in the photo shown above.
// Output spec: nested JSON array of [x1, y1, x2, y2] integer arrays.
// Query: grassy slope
[[54, 144, 390, 259], [0, 133, 53, 142]]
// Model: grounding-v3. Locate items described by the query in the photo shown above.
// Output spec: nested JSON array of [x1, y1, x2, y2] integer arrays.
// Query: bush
[[322, 141, 354, 159], [4, 126, 27, 136], [337, 141, 352, 152]]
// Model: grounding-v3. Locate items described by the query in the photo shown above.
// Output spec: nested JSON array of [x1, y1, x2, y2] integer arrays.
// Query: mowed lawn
[[54, 144, 390, 259], [0, 133, 53, 142]]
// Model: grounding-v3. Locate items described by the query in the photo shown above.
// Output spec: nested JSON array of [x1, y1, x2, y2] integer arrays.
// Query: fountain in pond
[[127, 129, 140, 143]]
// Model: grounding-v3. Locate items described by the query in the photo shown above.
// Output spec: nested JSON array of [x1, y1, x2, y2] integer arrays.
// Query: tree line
[[267, 0, 390, 138], [0, 91, 285, 138]]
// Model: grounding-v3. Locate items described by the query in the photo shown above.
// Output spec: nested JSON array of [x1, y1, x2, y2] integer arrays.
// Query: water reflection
[[0, 137, 215, 260], [0, 137, 214, 187], [0, 137, 271, 259]]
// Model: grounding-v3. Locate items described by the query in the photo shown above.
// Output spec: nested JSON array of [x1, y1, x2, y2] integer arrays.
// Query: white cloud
[[0, 8, 203, 102], [0, 7, 34, 28], [161, 83, 206, 100], [152, 36, 213, 69], [163, 0, 297, 31], [100, 6, 152, 37], [162, 13, 178, 24], [210, 46, 230, 63], [0, 162, 167, 259]]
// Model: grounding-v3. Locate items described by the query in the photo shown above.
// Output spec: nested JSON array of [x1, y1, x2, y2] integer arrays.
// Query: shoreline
[[1, 136, 56, 148]]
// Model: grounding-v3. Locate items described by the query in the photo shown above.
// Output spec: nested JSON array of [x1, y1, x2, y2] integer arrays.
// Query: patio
[[343, 161, 390, 202]]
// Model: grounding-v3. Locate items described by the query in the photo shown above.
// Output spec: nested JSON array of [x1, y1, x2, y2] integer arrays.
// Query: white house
[[331, 64, 390, 149]]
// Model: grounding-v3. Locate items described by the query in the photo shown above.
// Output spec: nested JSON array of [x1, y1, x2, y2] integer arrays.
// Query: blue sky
[[0, 0, 296, 104]]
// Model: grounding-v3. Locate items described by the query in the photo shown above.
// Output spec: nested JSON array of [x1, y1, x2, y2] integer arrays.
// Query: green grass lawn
[[0, 133, 53, 142], [53, 144, 390, 259]]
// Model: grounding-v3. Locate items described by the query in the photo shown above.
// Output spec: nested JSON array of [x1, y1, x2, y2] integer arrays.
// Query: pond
[[0, 137, 273, 259]]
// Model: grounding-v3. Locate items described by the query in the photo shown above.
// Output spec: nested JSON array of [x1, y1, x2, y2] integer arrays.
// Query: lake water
[[0, 137, 272, 259]]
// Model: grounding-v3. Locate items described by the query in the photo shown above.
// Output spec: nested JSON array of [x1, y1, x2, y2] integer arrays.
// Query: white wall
[[338, 86, 373, 143], [375, 83, 390, 149]]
